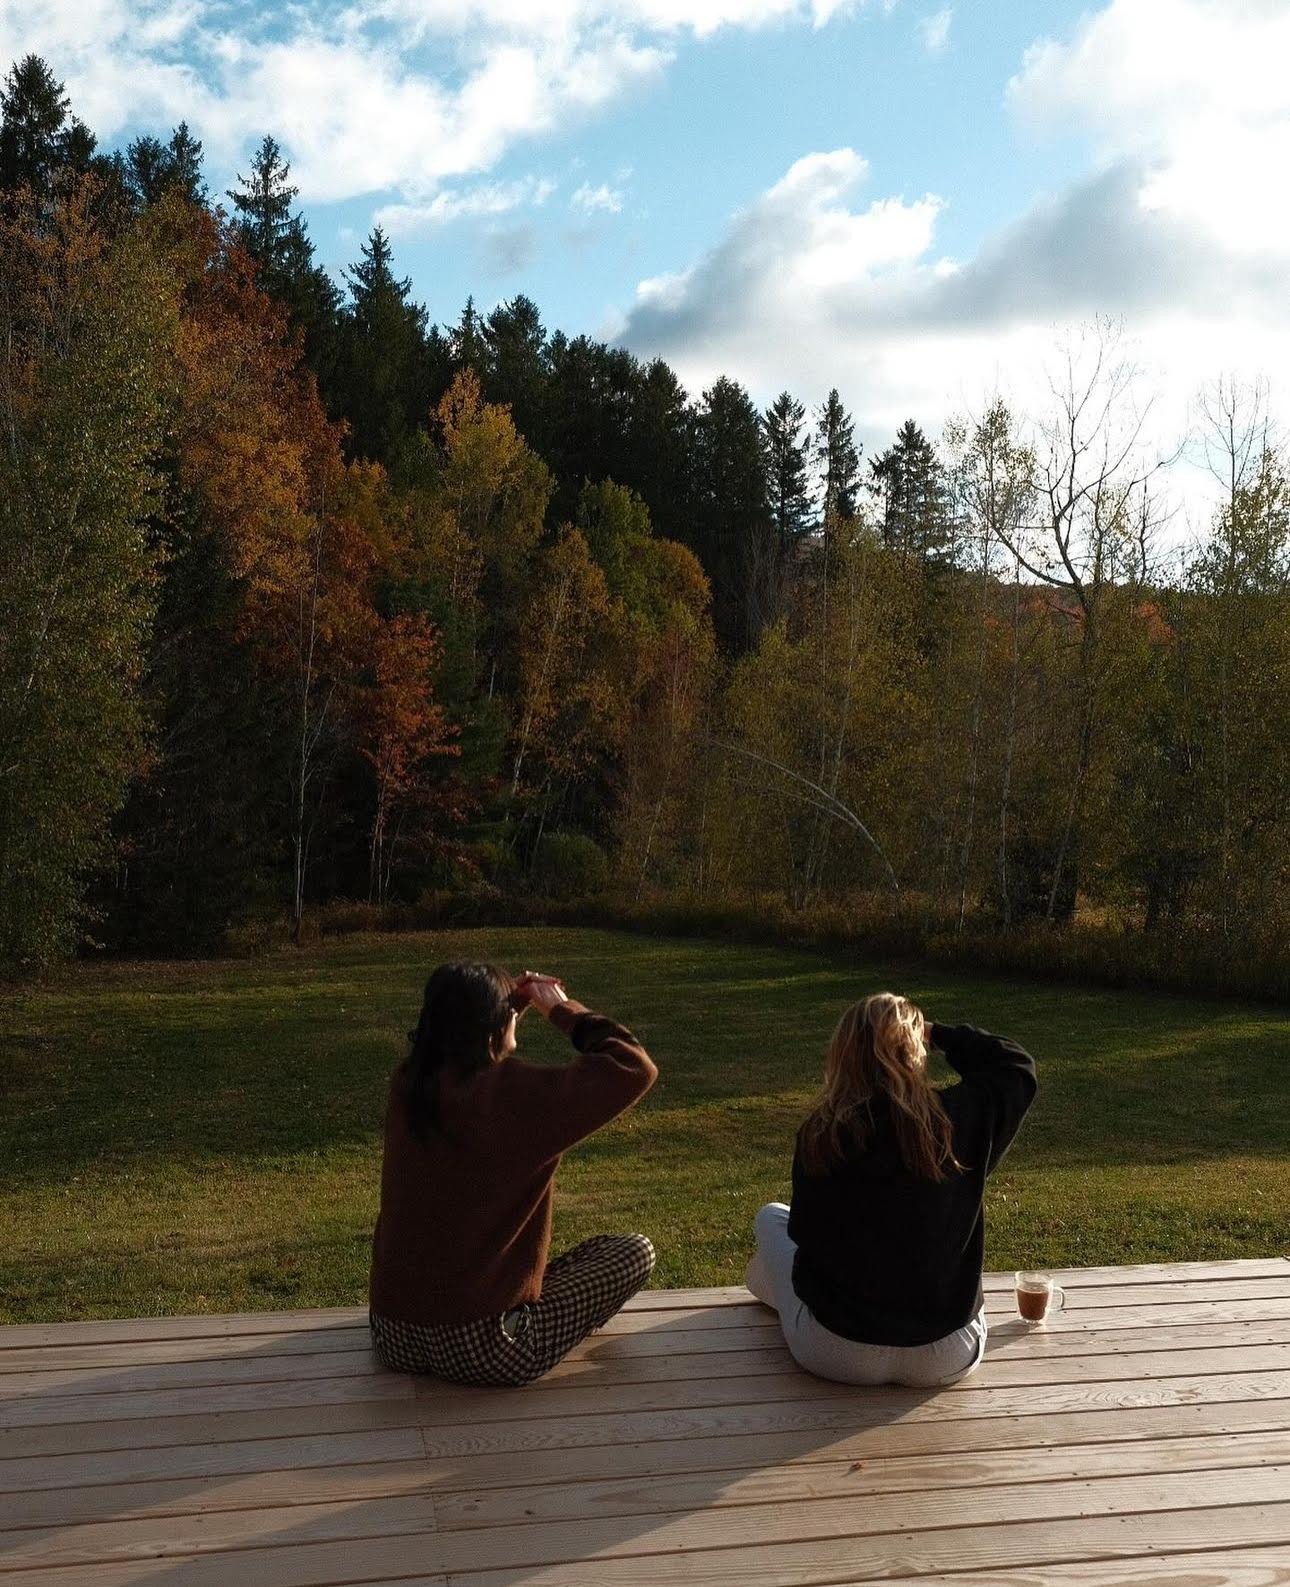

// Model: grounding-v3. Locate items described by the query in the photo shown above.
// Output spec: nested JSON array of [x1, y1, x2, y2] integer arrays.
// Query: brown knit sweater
[[368, 1000, 657, 1326]]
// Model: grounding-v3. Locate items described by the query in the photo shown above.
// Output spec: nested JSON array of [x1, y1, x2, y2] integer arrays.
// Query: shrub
[[530, 833, 610, 901]]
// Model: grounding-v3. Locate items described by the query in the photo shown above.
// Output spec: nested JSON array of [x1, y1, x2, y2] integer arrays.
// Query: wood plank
[[443, 1511, 1290, 1587], [416, 1342, 1290, 1399], [9, 1393, 1287, 1503], [5, 1367, 1288, 1463], [620, 1262, 1290, 1311], [0, 1426, 427, 1495], [0, 1396, 430, 1461], [837, 1549, 1290, 1587], [8, 1343, 1290, 1438], [0, 1370, 416, 1427], [20, 1334, 1280, 1408], [413, 1396, 1290, 1497], [6, 1465, 1287, 1575], [598, 1295, 1290, 1335], [435, 1429, 1290, 1530], [979, 1319, 1290, 1358], [1, 1262, 1281, 1352], [572, 1317, 1290, 1366], [0, 1308, 370, 1350], [835, 1551, 1290, 1587], [410, 1374, 1290, 1460], [0, 1330, 372, 1373], [0, 1492, 443, 1571], [0, 1349, 388, 1397], [987, 1279, 1290, 1311], [0, 1258, 1280, 1351], [8, 1313, 1286, 1385], [978, 1259, 1290, 1290], [14, 1428, 1286, 1534], [448, 1494, 1290, 1582], [1, 1457, 443, 1529], [401, 1359, 1290, 1429]]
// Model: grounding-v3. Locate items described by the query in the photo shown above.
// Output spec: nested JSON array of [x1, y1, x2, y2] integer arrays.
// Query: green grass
[[1, 927, 1286, 1323]]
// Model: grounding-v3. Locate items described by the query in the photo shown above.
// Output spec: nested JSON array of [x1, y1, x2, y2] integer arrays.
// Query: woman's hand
[[523, 974, 569, 1018]]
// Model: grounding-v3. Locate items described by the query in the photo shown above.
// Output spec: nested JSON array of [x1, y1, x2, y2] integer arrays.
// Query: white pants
[[745, 1202, 988, 1388]]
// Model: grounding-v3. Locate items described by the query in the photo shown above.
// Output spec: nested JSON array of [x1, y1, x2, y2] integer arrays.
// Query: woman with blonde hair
[[746, 994, 1036, 1386]]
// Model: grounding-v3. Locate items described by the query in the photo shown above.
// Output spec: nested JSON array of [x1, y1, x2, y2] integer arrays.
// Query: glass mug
[[1015, 1271, 1066, 1324]]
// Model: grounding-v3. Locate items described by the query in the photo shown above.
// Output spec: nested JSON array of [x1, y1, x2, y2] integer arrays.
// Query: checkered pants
[[370, 1233, 656, 1387]]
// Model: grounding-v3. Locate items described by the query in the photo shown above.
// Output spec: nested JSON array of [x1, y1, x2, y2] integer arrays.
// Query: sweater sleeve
[[522, 999, 658, 1160], [932, 1022, 1037, 1175]]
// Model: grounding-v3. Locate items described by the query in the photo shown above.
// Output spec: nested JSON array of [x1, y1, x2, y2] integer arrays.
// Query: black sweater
[[787, 1023, 1037, 1347]]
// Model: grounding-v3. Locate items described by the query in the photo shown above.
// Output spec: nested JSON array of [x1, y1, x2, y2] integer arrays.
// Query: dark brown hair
[[405, 961, 515, 1140]]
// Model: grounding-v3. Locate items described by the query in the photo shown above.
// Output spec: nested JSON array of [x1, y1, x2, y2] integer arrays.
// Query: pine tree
[[871, 419, 949, 565], [166, 122, 207, 206], [227, 135, 297, 268], [128, 124, 207, 209], [449, 296, 488, 373], [339, 225, 429, 463], [694, 376, 772, 653], [763, 392, 814, 556], [815, 388, 860, 523], [227, 135, 341, 393], [485, 294, 549, 449], [0, 55, 95, 199], [125, 135, 170, 207]]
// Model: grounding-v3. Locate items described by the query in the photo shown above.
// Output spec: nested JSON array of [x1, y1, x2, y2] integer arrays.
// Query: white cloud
[[1008, 0, 1290, 258], [353, 0, 863, 43], [0, 0, 880, 202], [1, 0, 872, 205], [377, 176, 557, 235], [571, 179, 625, 214], [616, 139, 1290, 531], [918, 5, 951, 55], [613, 2, 1290, 530]]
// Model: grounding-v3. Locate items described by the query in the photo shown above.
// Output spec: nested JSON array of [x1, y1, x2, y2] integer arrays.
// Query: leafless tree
[[990, 322, 1174, 922]]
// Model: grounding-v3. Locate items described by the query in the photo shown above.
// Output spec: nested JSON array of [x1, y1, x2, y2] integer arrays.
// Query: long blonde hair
[[798, 992, 963, 1180]]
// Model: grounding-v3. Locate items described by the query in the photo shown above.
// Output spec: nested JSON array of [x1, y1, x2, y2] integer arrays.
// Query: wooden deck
[[1, 1259, 1288, 1585]]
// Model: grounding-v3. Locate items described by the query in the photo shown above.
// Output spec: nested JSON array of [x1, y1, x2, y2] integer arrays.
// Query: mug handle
[[1051, 1285, 1066, 1312]]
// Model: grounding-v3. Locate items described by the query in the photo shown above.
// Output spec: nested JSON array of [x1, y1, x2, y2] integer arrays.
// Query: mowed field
[[1, 927, 1286, 1323]]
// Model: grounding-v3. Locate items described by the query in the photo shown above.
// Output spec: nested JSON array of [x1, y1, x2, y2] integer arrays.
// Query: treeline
[[1, 56, 1286, 991]]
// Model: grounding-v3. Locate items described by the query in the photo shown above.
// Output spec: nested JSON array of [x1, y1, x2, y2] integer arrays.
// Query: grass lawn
[[1, 926, 1287, 1323]]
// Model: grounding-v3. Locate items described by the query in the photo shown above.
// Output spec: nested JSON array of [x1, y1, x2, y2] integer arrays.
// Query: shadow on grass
[[3, 927, 1287, 1202]]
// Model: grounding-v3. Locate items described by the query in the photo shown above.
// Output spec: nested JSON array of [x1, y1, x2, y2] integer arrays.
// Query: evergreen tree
[[694, 376, 772, 653], [544, 332, 641, 525], [871, 419, 950, 565], [339, 225, 429, 463], [227, 135, 296, 267], [126, 123, 207, 209], [227, 135, 341, 394], [815, 388, 860, 523], [124, 135, 169, 207], [449, 296, 488, 373], [763, 391, 814, 556], [484, 294, 549, 450], [625, 356, 695, 549], [166, 122, 207, 206], [0, 55, 94, 199]]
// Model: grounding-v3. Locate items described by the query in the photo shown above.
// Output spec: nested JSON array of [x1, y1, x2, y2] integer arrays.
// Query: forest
[[1, 55, 1286, 992]]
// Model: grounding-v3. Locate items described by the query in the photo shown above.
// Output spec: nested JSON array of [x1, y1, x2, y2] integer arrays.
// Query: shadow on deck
[[1, 1259, 1289, 1585]]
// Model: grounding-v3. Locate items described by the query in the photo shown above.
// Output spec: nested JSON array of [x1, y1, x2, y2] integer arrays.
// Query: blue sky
[[309, 1, 1094, 335], [8, 0, 1290, 526]]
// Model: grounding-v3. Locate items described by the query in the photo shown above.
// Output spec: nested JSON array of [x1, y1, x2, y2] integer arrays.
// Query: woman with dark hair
[[747, 993, 1036, 1387], [369, 962, 658, 1387]]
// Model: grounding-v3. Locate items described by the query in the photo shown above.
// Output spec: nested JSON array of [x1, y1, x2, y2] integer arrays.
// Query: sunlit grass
[[1, 927, 1286, 1321]]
